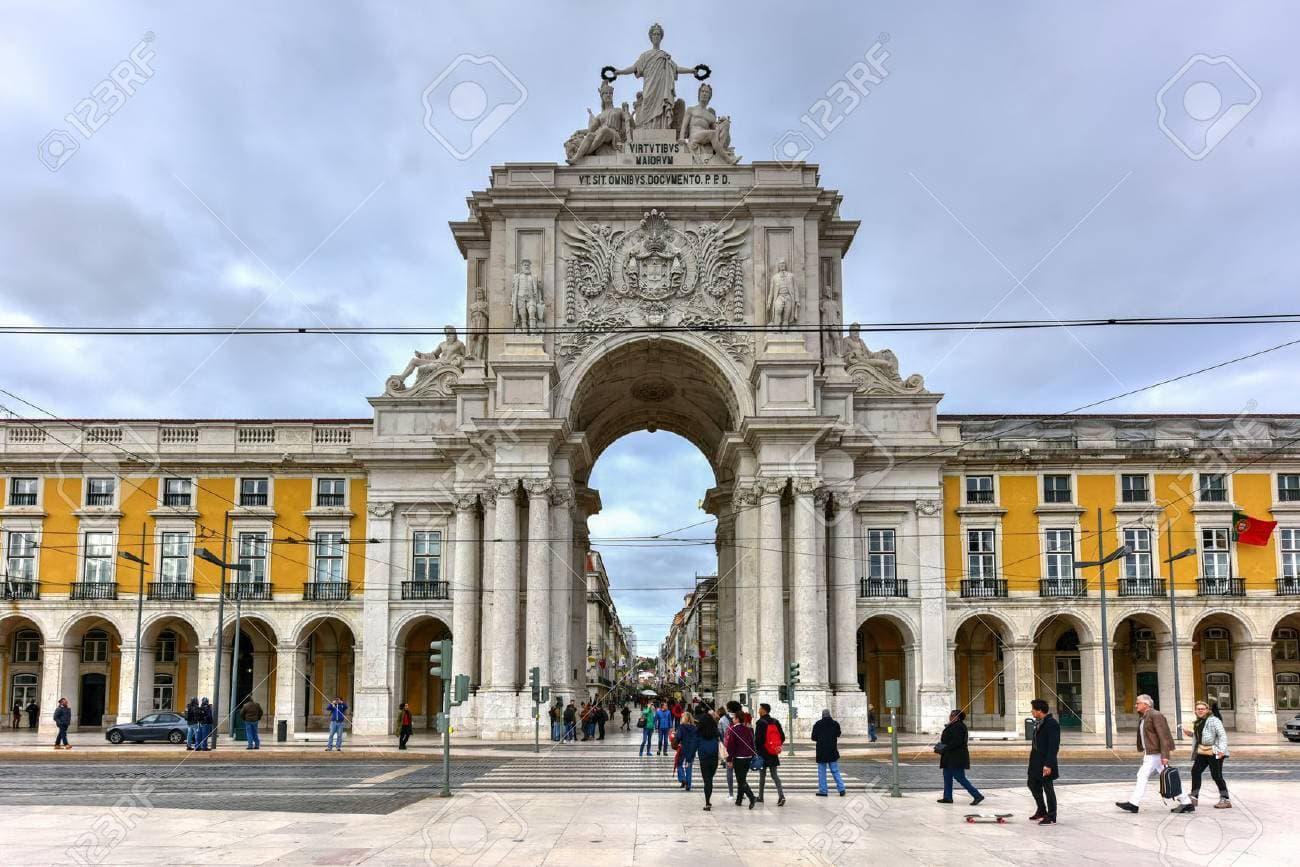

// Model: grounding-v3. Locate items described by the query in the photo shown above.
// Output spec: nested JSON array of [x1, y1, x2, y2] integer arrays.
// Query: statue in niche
[[565, 80, 635, 163], [511, 259, 545, 334], [467, 285, 489, 360], [820, 272, 842, 355], [679, 83, 739, 165], [385, 325, 465, 397], [766, 258, 799, 329], [609, 22, 701, 129]]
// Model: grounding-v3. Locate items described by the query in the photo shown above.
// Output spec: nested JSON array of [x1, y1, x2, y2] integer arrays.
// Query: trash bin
[[1024, 717, 1036, 741], [277, 719, 287, 742]]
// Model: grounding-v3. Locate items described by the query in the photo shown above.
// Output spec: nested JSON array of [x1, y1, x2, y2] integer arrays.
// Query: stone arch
[[1028, 609, 1096, 647], [1031, 612, 1094, 731], [52, 615, 122, 729], [291, 615, 356, 730], [1188, 609, 1255, 730], [136, 613, 204, 716], [948, 610, 1017, 646], [1111, 609, 1174, 726], [55, 612, 125, 647], [392, 610, 453, 649], [1, 615, 45, 725], [951, 611, 1016, 728], [857, 614, 915, 730], [393, 614, 454, 730]]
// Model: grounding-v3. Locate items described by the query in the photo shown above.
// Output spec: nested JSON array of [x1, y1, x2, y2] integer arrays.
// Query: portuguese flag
[[1232, 511, 1277, 546]]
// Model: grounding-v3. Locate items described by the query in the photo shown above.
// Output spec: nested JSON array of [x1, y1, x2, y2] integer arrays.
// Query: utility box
[[884, 679, 901, 709], [277, 719, 287, 742]]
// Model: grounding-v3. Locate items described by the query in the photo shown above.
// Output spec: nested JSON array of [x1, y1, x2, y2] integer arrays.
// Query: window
[[317, 478, 346, 508], [85, 477, 115, 506], [5, 531, 37, 582], [1043, 474, 1072, 503], [313, 532, 345, 582], [159, 532, 191, 582], [8, 477, 38, 506], [1205, 672, 1233, 710], [82, 629, 109, 663], [10, 673, 38, 709], [1044, 529, 1075, 581], [239, 478, 269, 507], [1121, 474, 1150, 503], [1279, 474, 1300, 503], [967, 529, 996, 580], [83, 532, 115, 583], [866, 529, 896, 581], [1281, 529, 1299, 585], [1134, 627, 1156, 663], [152, 673, 174, 711], [13, 629, 40, 663], [1278, 673, 1300, 711], [155, 630, 177, 663], [1275, 627, 1299, 662], [1200, 528, 1231, 583], [1199, 473, 1228, 503], [412, 530, 442, 582], [236, 532, 268, 584], [965, 475, 994, 504], [162, 478, 192, 508], [1202, 626, 1231, 661], [1123, 528, 1153, 581]]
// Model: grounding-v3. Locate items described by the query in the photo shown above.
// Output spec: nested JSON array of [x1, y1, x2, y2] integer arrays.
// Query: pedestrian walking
[[655, 701, 673, 755], [638, 701, 655, 756], [1183, 700, 1230, 809], [195, 697, 213, 751], [596, 704, 608, 740], [935, 709, 983, 805], [620, 703, 631, 731], [26, 700, 40, 729], [184, 697, 201, 750], [754, 703, 786, 806], [563, 700, 578, 742], [10, 701, 20, 729], [719, 702, 736, 799], [52, 697, 72, 749], [1117, 694, 1193, 813], [325, 696, 348, 752], [397, 702, 413, 750], [696, 710, 721, 810], [867, 703, 878, 742], [811, 709, 847, 797], [241, 697, 263, 750], [550, 699, 563, 742], [724, 710, 758, 809], [675, 712, 700, 791], [1027, 698, 1059, 825]]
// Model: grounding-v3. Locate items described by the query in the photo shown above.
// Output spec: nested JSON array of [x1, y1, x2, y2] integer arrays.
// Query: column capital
[[453, 493, 479, 513], [366, 501, 395, 519], [791, 476, 821, 497], [732, 482, 760, 507], [490, 477, 519, 498], [549, 485, 575, 508], [523, 478, 553, 498], [756, 476, 786, 497]]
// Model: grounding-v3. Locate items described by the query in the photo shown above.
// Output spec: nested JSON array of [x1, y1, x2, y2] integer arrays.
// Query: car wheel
[[108, 730, 124, 744], [168, 730, 185, 744]]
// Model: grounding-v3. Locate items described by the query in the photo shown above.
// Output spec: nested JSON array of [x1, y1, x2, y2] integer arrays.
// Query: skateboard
[[964, 813, 1013, 824]]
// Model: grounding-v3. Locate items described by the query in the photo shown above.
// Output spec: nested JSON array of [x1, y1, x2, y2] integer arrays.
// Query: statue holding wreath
[[606, 22, 709, 130]]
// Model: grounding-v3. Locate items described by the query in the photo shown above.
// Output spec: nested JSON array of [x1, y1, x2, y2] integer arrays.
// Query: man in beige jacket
[[1116, 694, 1193, 813]]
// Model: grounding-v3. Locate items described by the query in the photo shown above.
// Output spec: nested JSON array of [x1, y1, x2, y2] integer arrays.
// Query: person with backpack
[[1183, 700, 1231, 809], [719, 701, 737, 799], [1116, 694, 1193, 814], [724, 710, 758, 809], [935, 709, 983, 805], [754, 702, 785, 806], [195, 697, 213, 751], [638, 701, 655, 755]]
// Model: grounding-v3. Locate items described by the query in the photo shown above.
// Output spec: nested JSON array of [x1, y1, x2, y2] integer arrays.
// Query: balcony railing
[[147, 581, 195, 601], [1039, 578, 1087, 598], [85, 493, 114, 507], [316, 493, 346, 508], [71, 582, 117, 600], [304, 581, 350, 601], [162, 493, 192, 507], [1197, 578, 1245, 597], [1118, 577, 1167, 598], [960, 578, 1007, 598], [227, 581, 273, 601], [239, 493, 269, 507], [3, 580, 39, 599], [1277, 578, 1300, 597], [402, 580, 449, 600], [859, 578, 908, 598], [8, 492, 37, 506]]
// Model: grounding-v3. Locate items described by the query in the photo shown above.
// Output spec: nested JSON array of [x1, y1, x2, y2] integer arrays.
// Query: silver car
[[1285, 714, 1300, 743]]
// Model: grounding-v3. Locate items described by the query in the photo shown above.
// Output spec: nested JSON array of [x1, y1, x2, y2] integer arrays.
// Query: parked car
[[1285, 714, 1300, 743], [105, 712, 189, 744]]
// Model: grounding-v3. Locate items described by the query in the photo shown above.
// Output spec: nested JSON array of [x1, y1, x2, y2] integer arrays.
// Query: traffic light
[[430, 638, 452, 678], [745, 678, 756, 705], [529, 665, 541, 702], [453, 673, 470, 704], [788, 661, 801, 687]]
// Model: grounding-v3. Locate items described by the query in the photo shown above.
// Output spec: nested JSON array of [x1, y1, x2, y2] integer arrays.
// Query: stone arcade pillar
[[715, 510, 736, 699], [1079, 641, 1112, 739], [116, 641, 141, 723], [523, 478, 552, 692], [489, 478, 521, 691], [355, 502, 395, 736], [1236, 640, 1278, 733], [914, 498, 952, 733], [790, 477, 827, 731], [829, 492, 867, 726], [548, 486, 575, 700], [450, 493, 481, 730], [38, 643, 73, 736], [1006, 642, 1038, 731], [732, 482, 761, 700], [479, 491, 497, 690], [757, 477, 786, 699], [274, 642, 303, 739]]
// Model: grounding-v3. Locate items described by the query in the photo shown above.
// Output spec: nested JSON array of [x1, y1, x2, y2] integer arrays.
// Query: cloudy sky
[[3, 2, 1298, 653]]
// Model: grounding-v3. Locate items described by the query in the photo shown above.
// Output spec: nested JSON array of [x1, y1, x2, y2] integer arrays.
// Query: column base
[[351, 686, 392, 737], [918, 685, 954, 735], [830, 688, 869, 736], [475, 690, 534, 739]]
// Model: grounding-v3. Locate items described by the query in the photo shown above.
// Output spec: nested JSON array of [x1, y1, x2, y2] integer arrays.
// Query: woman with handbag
[[936, 709, 984, 805], [724, 711, 759, 809], [1183, 700, 1230, 808]]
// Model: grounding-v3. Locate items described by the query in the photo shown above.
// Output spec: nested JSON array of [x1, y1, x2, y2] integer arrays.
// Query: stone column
[[478, 491, 497, 689], [1006, 642, 1038, 731], [791, 477, 825, 689], [38, 644, 72, 736], [450, 493, 481, 687], [1235, 640, 1278, 733], [355, 501, 395, 736], [1079, 641, 1112, 738], [489, 479, 520, 690], [549, 485, 575, 698], [715, 512, 736, 698], [733, 483, 760, 696], [523, 478, 552, 691], [830, 493, 858, 691], [116, 641, 140, 722], [757, 477, 786, 697], [914, 498, 951, 733], [274, 643, 301, 738]]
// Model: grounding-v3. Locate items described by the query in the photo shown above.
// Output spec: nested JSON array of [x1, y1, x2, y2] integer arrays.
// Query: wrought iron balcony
[[71, 582, 117, 600], [239, 493, 269, 507], [960, 578, 1007, 598], [162, 493, 192, 507], [858, 578, 908, 598], [85, 493, 114, 507], [1039, 578, 1087, 598], [147, 581, 195, 601], [1197, 578, 1245, 597], [7, 492, 37, 506], [227, 581, 272, 601], [3, 580, 39, 599], [304, 581, 350, 601], [1117, 577, 1167, 598], [1276, 578, 1300, 597], [402, 580, 449, 600], [315, 493, 346, 508]]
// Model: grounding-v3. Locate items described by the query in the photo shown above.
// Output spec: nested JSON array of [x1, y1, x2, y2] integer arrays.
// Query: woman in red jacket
[[724, 711, 758, 808]]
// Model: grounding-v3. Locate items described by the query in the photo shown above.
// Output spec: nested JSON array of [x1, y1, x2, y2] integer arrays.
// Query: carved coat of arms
[[560, 210, 749, 362]]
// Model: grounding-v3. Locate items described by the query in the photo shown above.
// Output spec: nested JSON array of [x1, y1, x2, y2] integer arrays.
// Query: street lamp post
[[197, 544, 249, 749], [119, 522, 149, 724], [1074, 509, 1129, 750], [1163, 519, 1197, 741]]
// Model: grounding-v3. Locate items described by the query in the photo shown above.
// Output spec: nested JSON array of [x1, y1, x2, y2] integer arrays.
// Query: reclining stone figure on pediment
[[841, 322, 927, 395], [385, 325, 465, 398]]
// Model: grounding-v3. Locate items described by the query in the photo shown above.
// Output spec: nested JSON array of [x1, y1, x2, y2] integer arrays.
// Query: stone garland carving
[[366, 502, 395, 519], [840, 322, 927, 395], [385, 325, 465, 398], [559, 210, 750, 364], [522, 478, 553, 498], [791, 476, 821, 496], [914, 498, 943, 517]]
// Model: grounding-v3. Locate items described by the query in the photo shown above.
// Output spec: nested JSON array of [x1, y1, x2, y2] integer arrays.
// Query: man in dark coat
[[754, 703, 786, 805], [52, 697, 72, 749], [26, 701, 39, 729], [1027, 698, 1060, 825], [810, 709, 846, 796], [936, 709, 984, 805]]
